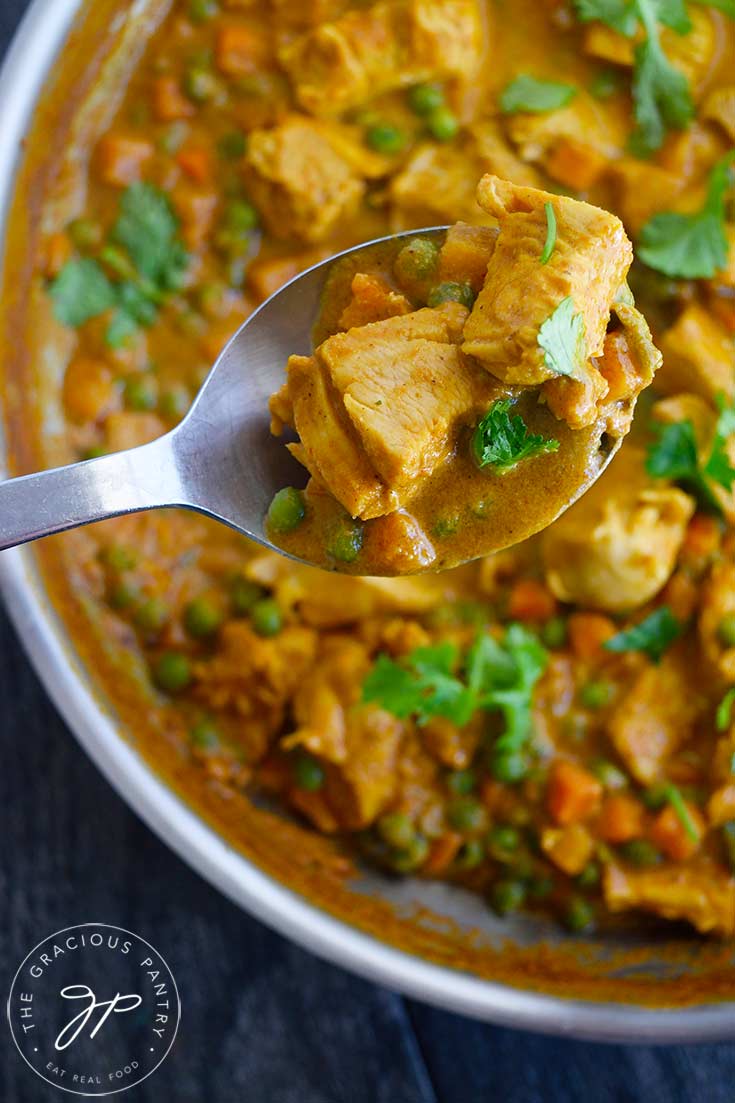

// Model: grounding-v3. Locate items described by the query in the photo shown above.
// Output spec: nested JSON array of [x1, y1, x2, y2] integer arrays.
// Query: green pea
[[527, 874, 554, 900], [135, 598, 169, 634], [377, 812, 416, 851], [408, 82, 445, 116], [447, 796, 487, 834], [230, 577, 265, 616], [487, 824, 521, 855], [489, 750, 529, 784], [81, 445, 107, 461], [490, 878, 527, 916], [427, 281, 476, 309], [427, 106, 459, 142], [446, 768, 476, 795], [124, 375, 157, 412], [455, 839, 485, 870], [153, 652, 191, 694], [184, 598, 222, 638], [250, 598, 283, 637], [189, 0, 219, 22], [67, 217, 103, 250], [184, 66, 220, 104], [159, 385, 191, 420], [390, 834, 429, 873], [101, 544, 137, 571], [328, 518, 363, 563], [564, 895, 595, 933], [576, 861, 600, 889], [591, 758, 628, 790], [365, 123, 407, 154], [717, 614, 735, 648], [225, 198, 259, 234], [641, 783, 669, 810], [267, 487, 306, 534], [590, 68, 623, 100], [722, 821, 735, 872], [158, 121, 189, 155], [218, 131, 247, 159], [291, 751, 325, 792], [541, 616, 568, 649], [394, 238, 440, 288], [620, 839, 661, 867], [109, 581, 139, 610], [432, 516, 460, 539], [579, 680, 614, 710], [190, 720, 220, 750], [472, 498, 492, 518]]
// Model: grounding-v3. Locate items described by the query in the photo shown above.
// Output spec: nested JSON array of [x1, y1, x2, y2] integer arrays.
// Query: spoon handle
[[0, 434, 183, 551]]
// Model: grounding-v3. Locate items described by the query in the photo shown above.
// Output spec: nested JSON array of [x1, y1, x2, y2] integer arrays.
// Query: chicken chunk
[[243, 116, 364, 242], [698, 561, 735, 685], [274, 302, 493, 519], [606, 648, 702, 786], [657, 304, 735, 403], [603, 861, 735, 937], [279, 0, 485, 117], [462, 175, 635, 428], [542, 447, 695, 613]]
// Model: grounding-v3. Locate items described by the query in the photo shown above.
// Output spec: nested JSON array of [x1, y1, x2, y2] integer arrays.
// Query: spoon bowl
[[0, 227, 622, 569]]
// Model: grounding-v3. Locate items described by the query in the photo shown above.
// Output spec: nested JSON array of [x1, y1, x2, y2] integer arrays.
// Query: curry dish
[[40, 0, 735, 936]]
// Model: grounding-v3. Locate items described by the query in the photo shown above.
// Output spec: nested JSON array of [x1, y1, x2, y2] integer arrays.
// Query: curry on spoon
[[0, 175, 659, 573]]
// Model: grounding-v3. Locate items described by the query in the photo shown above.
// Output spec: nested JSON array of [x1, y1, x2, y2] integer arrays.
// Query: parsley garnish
[[637, 152, 735, 279], [363, 626, 548, 757], [540, 201, 557, 265], [537, 296, 587, 378], [500, 75, 577, 114], [645, 394, 735, 512], [716, 687, 735, 731], [604, 606, 681, 662], [49, 183, 188, 347], [662, 782, 699, 841], [573, 0, 696, 154], [472, 400, 560, 472]]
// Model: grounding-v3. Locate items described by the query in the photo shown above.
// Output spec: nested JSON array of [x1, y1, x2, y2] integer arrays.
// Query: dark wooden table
[[1, 5, 733, 1099]]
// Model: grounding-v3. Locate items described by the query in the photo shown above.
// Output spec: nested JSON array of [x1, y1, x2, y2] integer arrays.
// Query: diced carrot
[[547, 760, 602, 826], [338, 273, 410, 330], [597, 793, 645, 844], [215, 24, 269, 76], [423, 832, 463, 874], [649, 802, 705, 861], [508, 578, 557, 622], [247, 252, 321, 302], [152, 76, 195, 122], [96, 134, 154, 187], [172, 187, 218, 250], [597, 330, 639, 402], [682, 514, 721, 563], [545, 137, 608, 190], [541, 823, 595, 875], [176, 146, 212, 185], [63, 358, 119, 424], [709, 293, 735, 335], [45, 232, 72, 278], [660, 571, 699, 622], [568, 613, 617, 662]]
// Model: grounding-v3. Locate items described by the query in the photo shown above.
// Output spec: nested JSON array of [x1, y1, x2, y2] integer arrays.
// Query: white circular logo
[[7, 923, 180, 1096]]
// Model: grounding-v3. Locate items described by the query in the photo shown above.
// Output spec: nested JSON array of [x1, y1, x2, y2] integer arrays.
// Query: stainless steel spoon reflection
[[0, 227, 621, 568]]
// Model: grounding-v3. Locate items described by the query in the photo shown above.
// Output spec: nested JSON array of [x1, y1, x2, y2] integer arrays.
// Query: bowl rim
[[1, 0, 733, 1045]]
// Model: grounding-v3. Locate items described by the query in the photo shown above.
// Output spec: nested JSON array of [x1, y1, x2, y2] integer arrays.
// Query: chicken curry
[[267, 176, 659, 573], [41, 0, 735, 936]]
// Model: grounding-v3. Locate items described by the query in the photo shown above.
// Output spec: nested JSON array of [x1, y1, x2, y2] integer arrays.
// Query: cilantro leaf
[[111, 182, 188, 290], [472, 399, 560, 473], [49, 258, 116, 327], [474, 624, 549, 753], [604, 606, 682, 662], [629, 29, 694, 155], [500, 75, 577, 114], [646, 393, 735, 511], [574, 0, 639, 34], [653, 0, 692, 33], [362, 642, 476, 726], [540, 201, 557, 265], [637, 152, 735, 279], [537, 296, 587, 378], [716, 686, 735, 731]]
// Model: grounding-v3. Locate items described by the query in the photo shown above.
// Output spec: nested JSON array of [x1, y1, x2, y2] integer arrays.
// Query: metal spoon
[[0, 228, 621, 567]]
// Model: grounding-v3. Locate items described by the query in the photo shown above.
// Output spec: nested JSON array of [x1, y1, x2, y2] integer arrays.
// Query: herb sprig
[[540, 201, 557, 265], [472, 400, 560, 472], [604, 606, 682, 662], [537, 296, 587, 378], [645, 394, 735, 513], [49, 183, 188, 347], [500, 75, 577, 114]]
